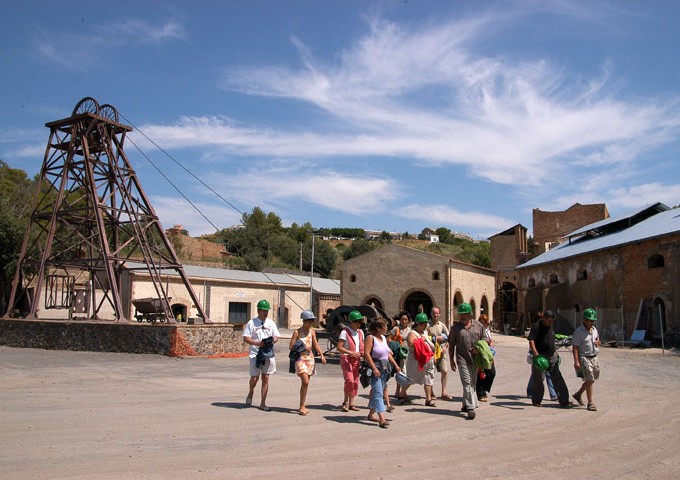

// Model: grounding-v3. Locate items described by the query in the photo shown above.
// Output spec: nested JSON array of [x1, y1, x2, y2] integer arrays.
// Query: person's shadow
[[488, 394, 527, 410]]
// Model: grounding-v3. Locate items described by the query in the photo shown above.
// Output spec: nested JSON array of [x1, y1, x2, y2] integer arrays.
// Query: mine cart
[[132, 297, 172, 323]]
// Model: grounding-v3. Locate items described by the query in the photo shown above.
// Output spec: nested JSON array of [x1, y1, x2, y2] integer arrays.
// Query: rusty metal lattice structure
[[5, 97, 208, 323]]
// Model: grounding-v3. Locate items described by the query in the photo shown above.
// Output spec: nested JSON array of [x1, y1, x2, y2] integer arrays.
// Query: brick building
[[533, 203, 609, 254], [341, 243, 495, 326], [517, 203, 680, 345], [489, 224, 528, 331]]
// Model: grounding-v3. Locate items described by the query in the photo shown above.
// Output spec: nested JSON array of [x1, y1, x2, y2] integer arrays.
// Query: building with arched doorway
[[341, 244, 495, 326]]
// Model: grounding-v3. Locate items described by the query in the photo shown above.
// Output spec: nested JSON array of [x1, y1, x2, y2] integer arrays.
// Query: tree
[[0, 161, 37, 314], [343, 238, 379, 260]]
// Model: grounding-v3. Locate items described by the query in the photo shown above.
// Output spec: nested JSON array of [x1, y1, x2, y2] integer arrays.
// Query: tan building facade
[[32, 264, 340, 330], [341, 244, 495, 326]]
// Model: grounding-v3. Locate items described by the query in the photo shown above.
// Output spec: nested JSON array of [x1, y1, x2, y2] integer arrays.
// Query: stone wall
[[0, 318, 248, 357]]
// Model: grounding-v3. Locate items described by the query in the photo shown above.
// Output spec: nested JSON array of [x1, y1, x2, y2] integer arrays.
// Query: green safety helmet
[[256, 299, 271, 311], [583, 308, 597, 321], [533, 354, 550, 372], [457, 303, 472, 314], [414, 313, 429, 324], [348, 310, 364, 323]]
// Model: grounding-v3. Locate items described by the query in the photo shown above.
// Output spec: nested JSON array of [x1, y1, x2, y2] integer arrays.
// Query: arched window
[[577, 269, 588, 281], [648, 254, 664, 269], [549, 273, 559, 284], [350, 274, 357, 282], [528, 278, 536, 288], [432, 271, 440, 281]]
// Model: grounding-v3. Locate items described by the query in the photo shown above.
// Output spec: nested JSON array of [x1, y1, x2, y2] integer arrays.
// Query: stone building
[[533, 203, 609, 254], [341, 243, 495, 326], [32, 263, 340, 329], [517, 203, 680, 345]]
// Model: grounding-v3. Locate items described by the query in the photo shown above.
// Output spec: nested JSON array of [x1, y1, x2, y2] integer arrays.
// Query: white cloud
[[607, 183, 680, 210], [151, 195, 242, 237], [397, 204, 514, 232], [34, 19, 184, 69], [213, 167, 400, 216]]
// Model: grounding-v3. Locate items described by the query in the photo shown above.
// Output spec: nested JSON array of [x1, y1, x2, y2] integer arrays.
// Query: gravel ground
[[1, 335, 679, 479]]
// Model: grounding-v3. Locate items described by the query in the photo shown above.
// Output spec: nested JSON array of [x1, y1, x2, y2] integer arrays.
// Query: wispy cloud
[[34, 19, 184, 69], [397, 204, 514, 233], [211, 167, 400, 217], [53, 6, 680, 233]]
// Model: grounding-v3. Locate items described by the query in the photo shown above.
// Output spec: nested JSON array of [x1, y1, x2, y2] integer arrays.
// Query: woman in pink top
[[337, 310, 365, 412], [364, 317, 401, 428]]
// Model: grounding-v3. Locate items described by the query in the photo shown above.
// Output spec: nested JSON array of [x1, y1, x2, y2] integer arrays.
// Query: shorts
[[435, 354, 449, 373], [579, 355, 600, 382], [249, 356, 276, 377]]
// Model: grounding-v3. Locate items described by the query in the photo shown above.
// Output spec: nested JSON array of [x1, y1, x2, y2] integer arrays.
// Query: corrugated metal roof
[[519, 207, 680, 269], [127, 263, 340, 295], [567, 202, 668, 237]]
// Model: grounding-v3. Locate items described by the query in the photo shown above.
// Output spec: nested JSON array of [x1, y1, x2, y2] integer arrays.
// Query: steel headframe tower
[[5, 97, 208, 323]]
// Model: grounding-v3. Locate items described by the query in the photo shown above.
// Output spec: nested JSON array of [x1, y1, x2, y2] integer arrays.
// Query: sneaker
[[467, 409, 476, 420], [572, 392, 585, 406], [532, 403, 542, 407], [559, 401, 575, 409]]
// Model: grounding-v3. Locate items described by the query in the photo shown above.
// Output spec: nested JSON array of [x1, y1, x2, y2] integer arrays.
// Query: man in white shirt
[[572, 308, 601, 412], [243, 299, 280, 411]]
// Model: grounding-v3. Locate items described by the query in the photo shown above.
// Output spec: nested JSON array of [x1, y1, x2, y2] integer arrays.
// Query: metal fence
[[553, 307, 628, 345]]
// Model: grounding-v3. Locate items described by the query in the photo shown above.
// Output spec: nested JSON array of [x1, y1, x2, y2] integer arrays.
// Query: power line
[[126, 136, 221, 232], [119, 112, 244, 220]]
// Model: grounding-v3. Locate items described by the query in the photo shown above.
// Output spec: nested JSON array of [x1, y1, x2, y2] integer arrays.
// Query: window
[[528, 278, 536, 288], [350, 274, 357, 282], [648, 254, 664, 269], [549, 274, 559, 284], [228, 302, 249, 324], [577, 269, 588, 281], [432, 271, 440, 281]]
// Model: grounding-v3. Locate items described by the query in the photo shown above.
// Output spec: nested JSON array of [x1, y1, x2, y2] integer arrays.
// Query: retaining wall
[[0, 318, 248, 356]]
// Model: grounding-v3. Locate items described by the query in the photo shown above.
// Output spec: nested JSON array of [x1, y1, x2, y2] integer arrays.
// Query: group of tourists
[[242, 299, 601, 427]]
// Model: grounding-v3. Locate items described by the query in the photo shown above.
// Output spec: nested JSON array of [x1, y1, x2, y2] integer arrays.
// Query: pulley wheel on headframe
[[72, 97, 100, 116]]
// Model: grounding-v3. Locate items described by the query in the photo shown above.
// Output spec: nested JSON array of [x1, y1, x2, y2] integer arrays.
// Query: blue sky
[[2, 1, 680, 239]]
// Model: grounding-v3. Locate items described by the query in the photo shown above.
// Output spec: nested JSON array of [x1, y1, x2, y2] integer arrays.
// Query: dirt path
[[1, 335, 679, 479]]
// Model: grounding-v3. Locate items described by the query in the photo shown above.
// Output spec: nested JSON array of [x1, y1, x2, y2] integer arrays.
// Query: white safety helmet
[[300, 309, 316, 321]]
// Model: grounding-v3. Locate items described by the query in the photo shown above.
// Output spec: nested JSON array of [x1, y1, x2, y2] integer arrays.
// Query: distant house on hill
[[420, 227, 439, 243]]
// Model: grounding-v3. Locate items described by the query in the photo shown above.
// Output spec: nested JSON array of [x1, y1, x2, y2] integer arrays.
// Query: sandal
[[341, 403, 349, 412], [367, 414, 379, 422], [587, 403, 597, 411], [398, 396, 412, 405], [379, 421, 389, 429], [245, 394, 253, 406], [298, 408, 308, 416], [573, 393, 585, 406], [349, 405, 361, 411], [425, 400, 437, 407], [441, 394, 453, 401], [386, 405, 395, 413]]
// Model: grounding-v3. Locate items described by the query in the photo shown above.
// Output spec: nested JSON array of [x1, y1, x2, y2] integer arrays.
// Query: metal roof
[[567, 202, 668, 237], [127, 262, 340, 295], [519, 206, 680, 269]]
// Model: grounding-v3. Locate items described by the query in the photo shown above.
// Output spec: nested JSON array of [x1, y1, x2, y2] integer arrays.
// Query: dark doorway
[[171, 303, 188, 323], [403, 291, 433, 320]]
